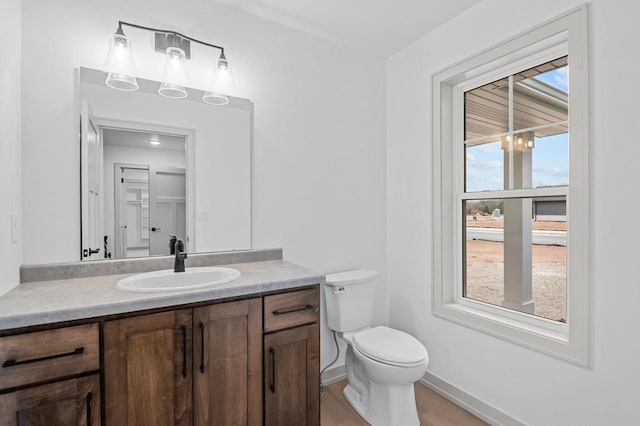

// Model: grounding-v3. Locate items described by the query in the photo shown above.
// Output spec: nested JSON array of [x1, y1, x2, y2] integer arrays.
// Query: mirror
[[79, 67, 252, 261]]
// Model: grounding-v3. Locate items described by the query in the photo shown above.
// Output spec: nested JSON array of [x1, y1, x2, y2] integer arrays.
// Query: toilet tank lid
[[325, 269, 378, 287]]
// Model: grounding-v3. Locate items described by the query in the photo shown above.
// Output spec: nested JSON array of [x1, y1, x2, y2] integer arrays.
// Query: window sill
[[433, 299, 587, 366]]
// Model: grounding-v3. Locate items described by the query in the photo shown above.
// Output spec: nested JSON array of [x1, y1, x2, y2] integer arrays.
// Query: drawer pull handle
[[269, 347, 276, 394], [2, 347, 84, 368], [272, 304, 314, 316]]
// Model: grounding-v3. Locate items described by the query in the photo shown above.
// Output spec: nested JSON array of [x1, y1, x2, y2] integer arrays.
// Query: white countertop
[[0, 260, 324, 332]]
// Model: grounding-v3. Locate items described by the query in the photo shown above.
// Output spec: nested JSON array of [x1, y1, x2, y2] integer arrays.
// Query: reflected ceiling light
[[103, 25, 139, 91], [149, 137, 160, 145], [105, 21, 237, 105]]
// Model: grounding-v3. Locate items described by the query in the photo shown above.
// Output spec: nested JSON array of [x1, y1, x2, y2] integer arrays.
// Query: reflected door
[[80, 100, 103, 260], [149, 166, 186, 256], [115, 166, 150, 259]]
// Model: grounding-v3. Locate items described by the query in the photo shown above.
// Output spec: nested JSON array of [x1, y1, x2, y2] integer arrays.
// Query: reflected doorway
[[104, 128, 186, 259]]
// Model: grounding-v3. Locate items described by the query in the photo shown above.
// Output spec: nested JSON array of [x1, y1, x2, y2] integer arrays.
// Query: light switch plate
[[197, 212, 209, 223]]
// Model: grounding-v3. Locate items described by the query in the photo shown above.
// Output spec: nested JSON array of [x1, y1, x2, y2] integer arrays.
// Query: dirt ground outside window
[[465, 218, 567, 322]]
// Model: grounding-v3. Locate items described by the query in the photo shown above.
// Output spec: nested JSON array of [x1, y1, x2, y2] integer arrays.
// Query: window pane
[[464, 77, 509, 141], [465, 141, 504, 192], [532, 133, 569, 187], [513, 57, 568, 132], [464, 199, 505, 305], [464, 197, 567, 322]]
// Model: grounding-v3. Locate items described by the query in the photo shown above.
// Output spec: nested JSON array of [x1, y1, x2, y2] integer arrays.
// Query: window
[[432, 6, 589, 365], [463, 57, 568, 322]]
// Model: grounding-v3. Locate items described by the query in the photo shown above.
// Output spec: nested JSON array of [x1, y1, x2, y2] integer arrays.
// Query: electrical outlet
[[10, 213, 18, 243]]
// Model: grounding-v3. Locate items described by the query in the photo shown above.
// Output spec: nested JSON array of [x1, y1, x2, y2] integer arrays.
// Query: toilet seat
[[353, 326, 427, 367]]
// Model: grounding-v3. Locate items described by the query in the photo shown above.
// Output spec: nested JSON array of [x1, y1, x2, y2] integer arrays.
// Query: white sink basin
[[116, 267, 241, 292]]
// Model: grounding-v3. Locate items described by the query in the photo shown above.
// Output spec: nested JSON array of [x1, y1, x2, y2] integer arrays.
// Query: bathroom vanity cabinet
[[0, 284, 319, 426]]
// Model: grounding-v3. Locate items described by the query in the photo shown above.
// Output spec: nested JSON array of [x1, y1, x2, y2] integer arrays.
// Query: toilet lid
[[353, 326, 427, 366]]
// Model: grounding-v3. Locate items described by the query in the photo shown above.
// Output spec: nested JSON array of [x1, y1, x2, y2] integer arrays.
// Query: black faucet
[[174, 238, 187, 272]]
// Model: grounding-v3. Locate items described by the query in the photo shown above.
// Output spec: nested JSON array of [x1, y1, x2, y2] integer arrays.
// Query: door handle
[[86, 392, 93, 425], [88, 248, 100, 255], [269, 347, 276, 394], [151, 227, 162, 232], [181, 325, 187, 378], [199, 321, 205, 374]]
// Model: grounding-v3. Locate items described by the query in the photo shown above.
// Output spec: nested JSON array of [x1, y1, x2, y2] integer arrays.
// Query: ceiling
[[465, 57, 568, 143], [103, 128, 186, 152], [214, 0, 482, 56]]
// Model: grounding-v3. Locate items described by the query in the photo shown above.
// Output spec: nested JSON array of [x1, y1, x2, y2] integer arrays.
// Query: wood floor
[[321, 379, 488, 426]]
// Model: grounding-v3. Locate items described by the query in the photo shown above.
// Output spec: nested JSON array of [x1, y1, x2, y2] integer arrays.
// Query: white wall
[[0, 0, 21, 296], [387, 0, 640, 424], [21, 0, 387, 368]]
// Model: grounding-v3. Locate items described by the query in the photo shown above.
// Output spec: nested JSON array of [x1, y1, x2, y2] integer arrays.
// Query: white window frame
[[431, 5, 589, 365]]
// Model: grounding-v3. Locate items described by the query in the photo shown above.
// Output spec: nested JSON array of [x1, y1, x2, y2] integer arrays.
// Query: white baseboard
[[421, 372, 526, 426], [321, 363, 346, 386]]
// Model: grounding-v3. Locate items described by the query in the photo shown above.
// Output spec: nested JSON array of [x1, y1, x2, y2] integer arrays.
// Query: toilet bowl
[[324, 270, 429, 426], [340, 326, 428, 426]]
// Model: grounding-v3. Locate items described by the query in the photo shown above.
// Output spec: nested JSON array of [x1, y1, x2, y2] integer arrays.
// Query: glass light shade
[[103, 31, 139, 91], [205, 55, 236, 96], [202, 92, 229, 106], [105, 73, 139, 91], [159, 47, 190, 99]]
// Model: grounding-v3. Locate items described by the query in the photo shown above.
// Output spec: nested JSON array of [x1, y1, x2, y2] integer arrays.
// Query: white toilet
[[324, 270, 429, 426]]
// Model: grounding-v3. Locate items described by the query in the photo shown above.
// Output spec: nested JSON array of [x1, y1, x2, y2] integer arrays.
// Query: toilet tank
[[324, 269, 378, 332]]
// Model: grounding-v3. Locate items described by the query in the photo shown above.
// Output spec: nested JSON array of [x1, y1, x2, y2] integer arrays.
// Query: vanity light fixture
[[104, 21, 236, 105]]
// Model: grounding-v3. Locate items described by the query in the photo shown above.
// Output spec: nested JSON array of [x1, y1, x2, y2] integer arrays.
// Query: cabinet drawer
[[0, 323, 99, 390], [264, 288, 319, 332]]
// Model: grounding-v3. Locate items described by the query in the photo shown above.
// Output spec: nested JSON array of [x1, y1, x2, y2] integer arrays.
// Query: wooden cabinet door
[[0, 374, 100, 426], [264, 324, 320, 426], [103, 310, 192, 426], [193, 298, 262, 426]]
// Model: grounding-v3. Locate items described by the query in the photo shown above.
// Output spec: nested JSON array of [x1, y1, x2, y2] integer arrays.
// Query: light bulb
[[104, 28, 139, 91], [203, 52, 236, 106], [159, 46, 191, 99]]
